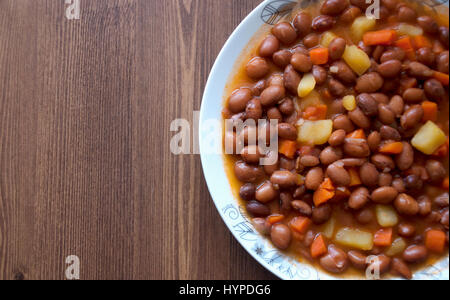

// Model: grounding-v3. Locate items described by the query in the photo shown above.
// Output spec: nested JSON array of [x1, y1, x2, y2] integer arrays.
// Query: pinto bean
[[327, 163, 351, 186], [407, 61, 434, 79], [320, 245, 348, 273], [328, 79, 346, 97], [271, 224, 292, 250], [312, 204, 332, 224], [246, 201, 270, 217], [380, 126, 401, 141], [400, 105, 423, 130], [344, 138, 370, 158], [256, 181, 279, 204], [293, 12, 312, 38], [357, 93, 378, 117], [312, 15, 336, 32], [417, 47, 436, 67], [234, 161, 264, 183], [349, 187, 370, 210], [292, 200, 313, 217], [246, 57, 269, 79], [434, 193, 449, 208], [425, 160, 446, 184], [259, 35, 280, 57], [355, 72, 384, 93], [348, 107, 371, 129], [395, 142, 414, 171], [273, 49, 293, 68], [306, 167, 324, 190], [291, 53, 312, 73], [378, 173, 393, 187], [272, 22, 297, 45], [240, 183, 256, 201], [270, 171, 297, 188], [245, 98, 263, 120], [389, 95, 404, 117], [367, 131, 381, 152], [417, 15, 439, 34], [267, 107, 282, 122], [278, 123, 297, 141], [252, 218, 271, 235], [321, 0, 348, 15], [360, 163, 380, 188], [329, 37, 346, 60], [228, 88, 252, 113], [417, 195, 432, 216], [284, 65, 301, 94], [403, 88, 425, 103], [350, 0, 369, 9], [312, 65, 328, 85], [303, 33, 320, 48], [356, 208, 375, 224], [395, 193, 420, 215], [369, 254, 391, 274], [300, 155, 320, 167], [397, 5, 416, 23], [348, 251, 367, 269], [279, 98, 295, 116], [241, 145, 263, 164], [377, 59, 402, 78], [398, 223, 416, 238], [333, 114, 355, 133], [331, 61, 357, 83], [260, 85, 285, 107], [439, 26, 449, 48], [340, 6, 361, 23], [371, 154, 395, 172], [371, 187, 398, 204], [328, 129, 346, 147], [424, 79, 445, 102], [381, 47, 406, 63], [392, 258, 412, 280], [403, 245, 428, 263], [436, 51, 449, 74]]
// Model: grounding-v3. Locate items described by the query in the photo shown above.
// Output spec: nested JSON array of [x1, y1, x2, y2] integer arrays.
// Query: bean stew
[[223, 0, 449, 279]]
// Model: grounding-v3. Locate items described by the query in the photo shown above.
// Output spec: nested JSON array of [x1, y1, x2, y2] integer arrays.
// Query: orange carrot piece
[[309, 48, 329, 65], [363, 30, 397, 46], [395, 37, 416, 60], [433, 71, 449, 86], [347, 129, 366, 139], [303, 104, 328, 120], [313, 178, 335, 206], [267, 214, 285, 225], [348, 168, 362, 187], [379, 142, 404, 154], [320, 178, 335, 191], [425, 229, 446, 253], [279, 139, 297, 159], [413, 35, 432, 49], [289, 216, 312, 234], [334, 187, 351, 202], [443, 177, 449, 190], [422, 101, 438, 122], [311, 234, 328, 258], [374, 228, 393, 247]]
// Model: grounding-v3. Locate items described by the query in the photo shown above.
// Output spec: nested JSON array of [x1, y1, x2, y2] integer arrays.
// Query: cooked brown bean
[[328, 129, 346, 147], [398, 223, 416, 238], [360, 163, 380, 188], [305, 167, 324, 190], [349, 187, 370, 210], [278, 123, 297, 140], [381, 47, 406, 63], [348, 107, 371, 129], [403, 88, 425, 103], [270, 171, 297, 188], [267, 107, 282, 122], [395, 142, 414, 171], [246, 200, 271, 217], [279, 192, 293, 214], [340, 6, 361, 23], [397, 5, 416, 23], [403, 245, 428, 263], [425, 160, 446, 184], [251, 79, 266, 96], [259, 35, 280, 57], [424, 79, 445, 102], [389, 95, 404, 117], [293, 12, 312, 38], [311, 65, 328, 85], [377, 59, 402, 78], [320, 245, 348, 273], [293, 185, 306, 199], [328, 79, 346, 97], [416, 47, 436, 67], [436, 51, 449, 74], [344, 138, 370, 158], [439, 26, 449, 48], [260, 85, 285, 107], [271, 224, 292, 250], [407, 61, 434, 79], [356, 72, 384, 93], [333, 114, 355, 133], [441, 209, 449, 229], [404, 174, 423, 191], [279, 98, 295, 116], [300, 155, 320, 167], [392, 258, 412, 280], [252, 218, 271, 235], [291, 53, 312, 73], [321, 0, 348, 15], [235, 161, 264, 183], [392, 177, 406, 193], [312, 204, 332, 224], [371, 187, 398, 204], [348, 251, 367, 269], [417, 15, 439, 34], [380, 125, 401, 141], [312, 15, 336, 32], [350, 0, 369, 9], [371, 154, 395, 171], [255, 181, 279, 204], [291, 200, 313, 217], [371, 93, 389, 105], [329, 37, 346, 60], [241, 145, 263, 164], [327, 163, 351, 187], [280, 157, 296, 171], [267, 73, 284, 86], [330, 61, 357, 83], [356, 208, 375, 224], [418, 196, 432, 216], [272, 22, 297, 45], [395, 193, 420, 215], [246, 57, 270, 79], [369, 254, 391, 274], [378, 173, 393, 187], [400, 105, 423, 130], [245, 98, 263, 120], [367, 131, 381, 152], [434, 193, 449, 208], [284, 65, 301, 94], [228, 88, 253, 113], [357, 93, 378, 117], [338, 158, 368, 168], [240, 183, 256, 201], [303, 33, 320, 48], [273, 49, 292, 68]]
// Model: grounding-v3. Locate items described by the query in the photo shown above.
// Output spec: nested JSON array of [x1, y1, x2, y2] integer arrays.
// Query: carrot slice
[[443, 177, 449, 190], [279, 139, 297, 159], [346, 129, 366, 139], [303, 104, 328, 120], [267, 214, 285, 225], [311, 234, 328, 258], [379, 142, 404, 154], [313, 178, 335, 206], [413, 35, 432, 49], [289, 216, 312, 234], [425, 229, 446, 253], [309, 48, 329, 65], [363, 30, 397, 46], [422, 101, 438, 122], [374, 228, 393, 247], [433, 71, 449, 86], [395, 36, 416, 60], [348, 168, 362, 187]]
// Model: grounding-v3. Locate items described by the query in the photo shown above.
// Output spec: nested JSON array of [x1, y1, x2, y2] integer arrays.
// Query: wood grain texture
[[0, 0, 276, 280]]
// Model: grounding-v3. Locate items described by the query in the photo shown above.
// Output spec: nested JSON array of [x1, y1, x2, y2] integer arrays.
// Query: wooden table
[[0, 0, 278, 280]]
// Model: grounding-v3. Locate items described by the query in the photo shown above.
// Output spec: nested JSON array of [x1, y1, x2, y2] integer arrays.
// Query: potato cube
[[411, 121, 447, 155], [343, 95, 356, 111], [297, 73, 316, 98], [320, 31, 338, 47], [351, 16, 376, 42], [342, 45, 371, 76], [397, 24, 424, 37], [297, 120, 333, 145], [386, 238, 407, 256], [335, 228, 374, 251], [376, 205, 399, 227], [298, 90, 323, 110]]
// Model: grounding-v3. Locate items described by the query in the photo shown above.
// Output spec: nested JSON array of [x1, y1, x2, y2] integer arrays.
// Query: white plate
[[199, 0, 450, 280]]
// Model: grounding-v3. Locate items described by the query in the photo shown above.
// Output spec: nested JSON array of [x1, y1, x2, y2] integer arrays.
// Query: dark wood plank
[[0, 0, 276, 280]]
